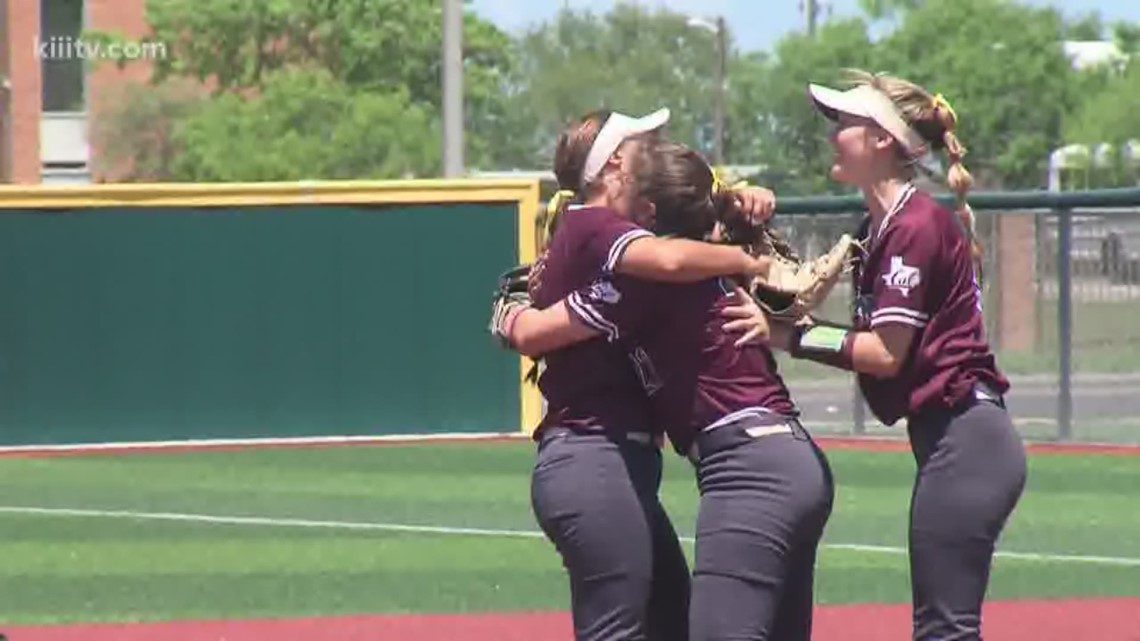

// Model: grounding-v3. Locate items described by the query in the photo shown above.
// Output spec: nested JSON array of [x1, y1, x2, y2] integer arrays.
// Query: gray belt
[[687, 419, 800, 465], [542, 426, 663, 448]]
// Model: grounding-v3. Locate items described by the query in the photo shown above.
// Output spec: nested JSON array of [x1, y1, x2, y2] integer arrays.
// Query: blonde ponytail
[[931, 96, 983, 272], [537, 189, 575, 253]]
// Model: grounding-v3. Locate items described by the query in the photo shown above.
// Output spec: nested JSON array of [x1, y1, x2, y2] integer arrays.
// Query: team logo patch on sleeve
[[882, 256, 921, 297], [587, 279, 622, 304]]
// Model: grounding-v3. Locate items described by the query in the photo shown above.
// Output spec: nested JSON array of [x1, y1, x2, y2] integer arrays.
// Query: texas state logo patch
[[881, 256, 921, 297], [587, 279, 622, 304]]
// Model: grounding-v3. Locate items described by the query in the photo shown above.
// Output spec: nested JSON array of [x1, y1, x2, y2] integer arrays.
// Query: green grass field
[[0, 442, 1137, 626]]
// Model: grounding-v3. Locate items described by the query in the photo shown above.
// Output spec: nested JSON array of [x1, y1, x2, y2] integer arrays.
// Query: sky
[[469, 0, 1140, 53]]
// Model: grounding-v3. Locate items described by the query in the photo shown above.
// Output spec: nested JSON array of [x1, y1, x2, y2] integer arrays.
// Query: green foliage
[[90, 0, 1139, 189], [0, 445, 1137, 623], [1064, 11, 1106, 40], [745, 0, 1086, 192], [144, 0, 505, 104], [1065, 65, 1140, 147], [482, 5, 727, 169], [873, 0, 1075, 188], [1061, 65, 1140, 188], [170, 68, 439, 181], [1112, 21, 1140, 55], [857, 0, 924, 21], [746, 19, 877, 195], [97, 0, 512, 181], [89, 78, 208, 181], [722, 51, 774, 167], [1061, 19, 1140, 188]]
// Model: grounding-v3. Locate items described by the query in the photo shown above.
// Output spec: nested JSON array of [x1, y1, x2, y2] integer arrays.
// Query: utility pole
[[713, 16, 726, 166], [688, 15, 728, 166], [441, 0, 464, 177], [803, 0, 820, 37]]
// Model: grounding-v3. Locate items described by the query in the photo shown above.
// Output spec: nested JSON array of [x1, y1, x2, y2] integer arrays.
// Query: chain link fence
[[772, 187, 1140, 444]]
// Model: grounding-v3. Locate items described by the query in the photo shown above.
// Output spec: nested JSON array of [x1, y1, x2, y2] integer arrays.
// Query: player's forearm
[[778, 321, 908, 377], [849, 332, 905, 377], [617, 237, 769, 283], [508, 303, 600, 357], [767, 320, 796, 352]]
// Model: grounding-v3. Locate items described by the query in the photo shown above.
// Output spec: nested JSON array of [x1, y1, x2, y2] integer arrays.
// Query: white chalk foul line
[[0, 506, 546, 540], [2, 505, 1139, 568], [0, 432, 528, 455], [824, 543, 1140, 567]]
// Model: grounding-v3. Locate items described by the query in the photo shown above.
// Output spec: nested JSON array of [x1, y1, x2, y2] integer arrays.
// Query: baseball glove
[[749, 230, 857, 320], [489, 263, 532, 347]]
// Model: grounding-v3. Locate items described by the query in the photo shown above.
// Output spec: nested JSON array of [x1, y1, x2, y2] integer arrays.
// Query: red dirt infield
[[4, 598, 1139, 641]]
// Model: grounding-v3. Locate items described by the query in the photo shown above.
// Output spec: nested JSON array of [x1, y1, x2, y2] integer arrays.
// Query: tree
[[1112, 21, 1140, 55], [142, 0, 508, 106], [744, 19, 877, 195], [1063, 11, 1105, 41], [1063, 46, 1140, 187], [722, 51, 776, 168], [874, 0, 1076, 188], [92, 0, 512, 180], [857, 0, 924, 21], [170, 68, 439, 181], [483, 5, 726, 170], [89, 78, 208, 181]]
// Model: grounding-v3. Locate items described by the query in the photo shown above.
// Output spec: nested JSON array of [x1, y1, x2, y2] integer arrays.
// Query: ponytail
[[710, 166, 752, 244], [932, 94, 984, 278], [537, 189, 576, 254]]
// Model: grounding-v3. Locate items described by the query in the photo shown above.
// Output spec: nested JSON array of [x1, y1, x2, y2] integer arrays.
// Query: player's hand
[[732, 186, 776, 227], [721, 286, 770, 347]]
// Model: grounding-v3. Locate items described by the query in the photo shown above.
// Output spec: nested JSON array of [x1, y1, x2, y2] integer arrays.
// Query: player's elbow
[[510, 328, 546, 358], [650, 247, 688, 279], [861, 346, 905, 378], [866, 355, 904, 379], [861, 325, 914, 379]]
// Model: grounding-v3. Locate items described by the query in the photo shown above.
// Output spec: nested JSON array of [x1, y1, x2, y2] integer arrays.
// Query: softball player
[[770, 70, 1027, 640], [513, 108, 774, 641], [502, 142, 835, 641]]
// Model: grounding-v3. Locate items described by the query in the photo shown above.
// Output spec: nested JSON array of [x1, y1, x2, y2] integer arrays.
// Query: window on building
[[41, 0, 85, 112]]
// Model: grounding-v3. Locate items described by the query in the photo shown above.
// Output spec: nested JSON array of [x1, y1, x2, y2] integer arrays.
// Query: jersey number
[[629, 347, 664, 396]]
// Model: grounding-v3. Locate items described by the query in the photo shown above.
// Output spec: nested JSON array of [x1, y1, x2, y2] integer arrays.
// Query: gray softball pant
[[531, 427, 691, 641], [906, 386, 1027, 641], [686, 414, 835, 641]]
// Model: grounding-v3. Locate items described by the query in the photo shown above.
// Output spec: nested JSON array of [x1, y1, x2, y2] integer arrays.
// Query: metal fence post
[[1056, 207, 1073, 440], [849, 210, 865, 436]]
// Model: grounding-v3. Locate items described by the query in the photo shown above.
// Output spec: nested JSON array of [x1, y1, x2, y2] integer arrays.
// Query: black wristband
[[789, 321, 857, 371]]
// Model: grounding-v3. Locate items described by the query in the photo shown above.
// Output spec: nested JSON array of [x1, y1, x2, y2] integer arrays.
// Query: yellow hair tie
[[932, 93, 958, 124], [710, 166, 727, 195], [546, 189, 575, 218], [540, 189, 576, 248], [711, 167, 750, 196]]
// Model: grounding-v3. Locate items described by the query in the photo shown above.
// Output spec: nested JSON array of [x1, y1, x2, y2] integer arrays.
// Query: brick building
[[1, 0, 153, 184]]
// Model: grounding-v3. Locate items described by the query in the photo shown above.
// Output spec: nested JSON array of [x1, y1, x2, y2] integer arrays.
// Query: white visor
[[580, 108, 670, 188], [807, 83, 928, 157]]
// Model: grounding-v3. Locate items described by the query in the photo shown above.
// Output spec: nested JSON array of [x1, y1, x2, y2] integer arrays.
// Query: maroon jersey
[[528, 206, 657, 438], [851, 186, 1009, 425], [568, 275, 798, 455]]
